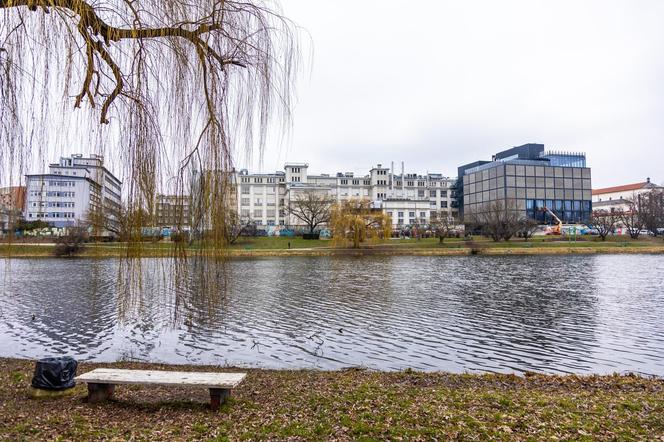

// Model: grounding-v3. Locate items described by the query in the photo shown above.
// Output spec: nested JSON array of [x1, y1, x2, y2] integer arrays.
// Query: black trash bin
[[31, 357, 78, 390]]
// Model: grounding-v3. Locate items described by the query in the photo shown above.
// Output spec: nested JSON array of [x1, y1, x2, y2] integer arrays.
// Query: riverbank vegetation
[[2, 235, 664, 258], [1, 358, 662, 440]]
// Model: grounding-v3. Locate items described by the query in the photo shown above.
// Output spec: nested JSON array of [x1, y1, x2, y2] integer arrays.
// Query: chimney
[[647, 177, 651, 183]]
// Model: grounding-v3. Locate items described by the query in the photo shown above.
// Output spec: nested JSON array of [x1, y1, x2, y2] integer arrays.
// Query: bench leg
[[209, 388, 230, 409], [87, 383, 115, 403]]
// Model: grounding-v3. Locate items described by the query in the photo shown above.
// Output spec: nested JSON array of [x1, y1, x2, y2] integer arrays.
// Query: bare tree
[[430, 211, 456, 243], [518, 218, 539, 241], [287, 191, 333, 235], [53, 224, 88, 257], [468, 199, 522, 242], [639, 190, 664, 237], [1, 1, 298, 254], [589, 209, 618, 241], [618, 195, 646, 239], [222, 209, 258, 244]]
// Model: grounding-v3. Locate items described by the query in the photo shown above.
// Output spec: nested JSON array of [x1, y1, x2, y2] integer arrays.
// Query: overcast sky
[[244, 0, 664, 188]]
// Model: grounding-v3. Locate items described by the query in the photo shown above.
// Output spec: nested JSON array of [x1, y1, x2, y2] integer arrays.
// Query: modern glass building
[[457, 144, 592, 224]]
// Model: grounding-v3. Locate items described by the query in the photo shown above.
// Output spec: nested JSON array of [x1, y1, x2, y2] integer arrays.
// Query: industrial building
[[231, 162, 456, 230], [457, 143, 592, 224], [175, 162, 457, 231], [24, 154, 122, 230]]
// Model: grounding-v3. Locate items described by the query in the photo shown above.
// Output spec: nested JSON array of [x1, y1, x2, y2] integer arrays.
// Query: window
[[441, 201, 448, 208], [241, 198, 250, 206], [387, 212, 393, 217], [241, 186, 250, 194], [420, 212, 426, 218], [430, 190, 437, 197], [340, 179, 348, 185], [253, 209, 262, 217], [441, 191, 447, 197], [418, 190, 425, 198], [398, 211, 404, 217], [353, 179, 359, 185], [255, 198, 263, 205], [407, 181, 414, 187], [409, 211, 415, 217]]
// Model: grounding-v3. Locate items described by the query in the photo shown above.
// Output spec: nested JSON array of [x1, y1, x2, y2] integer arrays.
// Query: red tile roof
[[592, 182, 648, 195]]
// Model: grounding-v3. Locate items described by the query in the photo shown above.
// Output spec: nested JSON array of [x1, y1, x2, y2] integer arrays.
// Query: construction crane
[[541, 207, 562, 235]]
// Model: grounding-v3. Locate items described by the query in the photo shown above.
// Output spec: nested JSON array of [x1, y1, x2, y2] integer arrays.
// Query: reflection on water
[[1, 255, 663, 374]]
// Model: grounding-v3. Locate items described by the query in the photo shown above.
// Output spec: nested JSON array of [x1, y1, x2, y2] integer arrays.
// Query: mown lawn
[[1, 235, 663, 258], [1, 358, 662, 441]]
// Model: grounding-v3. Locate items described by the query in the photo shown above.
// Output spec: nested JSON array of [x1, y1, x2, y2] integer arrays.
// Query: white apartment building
[[235, 162, 456, 229], [592, 178, 662, 212], [24, 154, 122, 229]]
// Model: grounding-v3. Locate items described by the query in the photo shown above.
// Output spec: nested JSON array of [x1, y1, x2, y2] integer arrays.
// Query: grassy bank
[[2, 236, 664, 258], [1, 358, 662, 440]]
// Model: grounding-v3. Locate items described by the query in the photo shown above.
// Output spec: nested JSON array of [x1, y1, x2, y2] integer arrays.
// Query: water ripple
[[1, 255, 663, 375]]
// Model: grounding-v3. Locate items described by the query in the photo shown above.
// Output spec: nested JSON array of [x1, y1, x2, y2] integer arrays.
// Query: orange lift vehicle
[[541, 207, 562, 235]]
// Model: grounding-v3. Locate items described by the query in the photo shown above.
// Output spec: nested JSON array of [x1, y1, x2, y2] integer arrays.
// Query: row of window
[[28, 212, 76, 218], [387, 211, 428, 218], [466, 177, 591, 194], [48, 181, 76, 187], [465, 188, 591, 205], [527, 210, 590, 224], [241, 209, 283, 218], [241, 198, 283, 206], [240, 177, 284, 184], [465, 165, 590, 184], [30, 202, 75, 208], [240, 186, 283, 194], [29, 191, 77, 198], [526, 199, 591, 212], [395, 218, 427, 225]]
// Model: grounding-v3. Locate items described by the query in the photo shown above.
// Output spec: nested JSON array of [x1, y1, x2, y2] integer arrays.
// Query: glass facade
[[462, 162, 592, 224], [541, 153, 586, 168]]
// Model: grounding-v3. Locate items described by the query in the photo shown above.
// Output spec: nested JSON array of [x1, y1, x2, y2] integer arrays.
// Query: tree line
[[590, 191, 664, 240]]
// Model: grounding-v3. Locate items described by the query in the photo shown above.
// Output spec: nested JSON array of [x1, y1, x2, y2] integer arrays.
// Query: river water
[[1, 255, 663, 375]]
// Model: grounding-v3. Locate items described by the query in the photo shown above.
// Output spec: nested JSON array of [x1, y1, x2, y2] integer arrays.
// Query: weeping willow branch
[[0, 0, 299, 255]]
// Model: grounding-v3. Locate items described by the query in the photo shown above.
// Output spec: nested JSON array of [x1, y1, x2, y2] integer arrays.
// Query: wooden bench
[[75, 368, 246, 409]]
